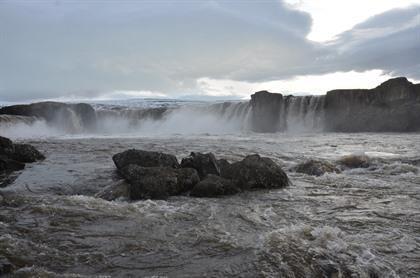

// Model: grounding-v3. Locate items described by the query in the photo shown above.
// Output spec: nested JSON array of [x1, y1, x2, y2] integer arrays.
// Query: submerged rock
[[295, 159, 341, 176], [190, 174, 240, 197], [113, 149, 180, 170], [180, 152, 220, 179], [121, 165, 199, 200], [338, 155, 370, 169], [95, 180, 130, 201], [222, 154, 289, 190]]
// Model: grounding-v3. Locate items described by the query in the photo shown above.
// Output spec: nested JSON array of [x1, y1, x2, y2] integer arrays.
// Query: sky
[[0, 0, 419, 101]]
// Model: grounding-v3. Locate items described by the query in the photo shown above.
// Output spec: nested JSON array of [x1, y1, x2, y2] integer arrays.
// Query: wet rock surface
[[120, 165, 199, 200], [221, 154, 290, 190], [113, 149, 289, 199], [180, 152, 220, 179], [190, 174, 240, 197], [338, 155, 370, 169], [0, 136, 45, 186], [295, 159, 341, 176], [113, 149, 180, 170]]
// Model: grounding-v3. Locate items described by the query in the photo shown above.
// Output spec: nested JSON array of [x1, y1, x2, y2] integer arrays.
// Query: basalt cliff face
[[324, 77, 420, 132], [249, 77, 420, 132], [0, 101, 97, 132]]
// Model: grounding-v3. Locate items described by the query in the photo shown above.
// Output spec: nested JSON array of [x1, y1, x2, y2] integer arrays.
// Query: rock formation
[[324, 77, 420, 132], [0, 136, 45, 186], [111, 150, 290, 200], [0, 101, 96, 132], [248, 77, 420, 132]]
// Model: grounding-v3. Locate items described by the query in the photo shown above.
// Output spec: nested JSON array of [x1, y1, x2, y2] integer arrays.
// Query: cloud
[[321, 5, 420, 80], [0, 0, 418, 101]]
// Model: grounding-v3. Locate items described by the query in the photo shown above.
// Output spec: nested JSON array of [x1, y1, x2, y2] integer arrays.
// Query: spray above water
[[0, 97, 329, 139]]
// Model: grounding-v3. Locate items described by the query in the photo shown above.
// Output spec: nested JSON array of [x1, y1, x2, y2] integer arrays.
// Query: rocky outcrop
[[221, 154, 290, 190], [12, 144, 45, 163], [112, 149, 290, 200], [181, 152, 220, 179], [120, 165, 199, 200], [113, 149, 180, 170], [295, 160, 341, 176], [248, 77, 420, 132], [324, 77, 420, 132], [0, 101, 96, 132], [250, 91, 285, 132], [190, 174, 240, 197], [0, 136, 45, 186]]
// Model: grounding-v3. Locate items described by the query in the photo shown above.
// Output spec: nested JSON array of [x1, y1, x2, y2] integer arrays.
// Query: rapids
[[0, 132, 419, 277]]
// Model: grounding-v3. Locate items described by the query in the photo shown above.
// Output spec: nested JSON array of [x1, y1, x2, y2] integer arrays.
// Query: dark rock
[[113, 149, 180, 170], [222, 154, 289, 190], [338, 155, 370, 169], [217, 158, 231, 177], [250, 91, 285, 132], [181, 152, 220, 179], [190, 174, 240, 197], [295, 159, 341, 176], [0, 257, 13, 275], [0, 137, 45, 186], [324, 77, 420, 132], [0, 157, 25, 172], [121, 165, 199, 200], [176, 167, 201, 192], [95, 180, 130, 201], [0, 136, 14, 156], [12, 143, 45, 163], [248, 77, 420, 133]]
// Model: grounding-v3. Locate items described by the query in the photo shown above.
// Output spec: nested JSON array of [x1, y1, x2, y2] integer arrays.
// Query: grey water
[[0, 100, 419, 277]]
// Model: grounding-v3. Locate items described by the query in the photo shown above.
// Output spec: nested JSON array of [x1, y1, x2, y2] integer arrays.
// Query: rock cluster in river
[[0, 136, 45, 186], [111, 149, 290, 200]]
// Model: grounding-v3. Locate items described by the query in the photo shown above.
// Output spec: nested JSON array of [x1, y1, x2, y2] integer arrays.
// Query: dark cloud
[[0, 1, 418, 101], [322, 5, 420, 79]]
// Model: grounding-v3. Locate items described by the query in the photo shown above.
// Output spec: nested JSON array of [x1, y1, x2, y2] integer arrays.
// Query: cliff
[[0, 101, 97, 132], [324, 77, 420, 132], [249, 77, 420, 132]]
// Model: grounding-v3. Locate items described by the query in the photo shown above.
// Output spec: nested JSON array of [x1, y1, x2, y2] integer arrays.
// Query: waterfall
[[283, 96, 325, 132]]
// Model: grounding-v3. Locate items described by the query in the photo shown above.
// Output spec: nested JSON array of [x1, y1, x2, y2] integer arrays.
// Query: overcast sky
[[0, 0, 419, 101]]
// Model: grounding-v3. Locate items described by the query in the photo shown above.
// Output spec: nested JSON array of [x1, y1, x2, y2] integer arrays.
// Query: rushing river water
[[0, 132, 419, 277]]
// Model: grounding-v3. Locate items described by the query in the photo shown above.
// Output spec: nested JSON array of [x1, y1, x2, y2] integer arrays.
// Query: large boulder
[[180, 152, 220, 179], [120, 165, 199, 200], [113, 149, 180, 170], [295, 159, 340, 176], [190, 174, 240, 197], [222, 154, 289, 190], [12, 144, 45, 163]]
